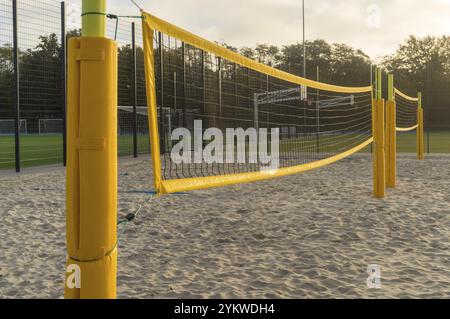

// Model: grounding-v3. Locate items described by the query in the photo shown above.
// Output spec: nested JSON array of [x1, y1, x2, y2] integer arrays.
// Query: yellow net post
[[81, 0, 106, 37], [142, 15, 163, 193], [417, 92, 424, 160], [65, 0, 118, 299], [373, 67, 385, 198], [385, 74, 396, 188]]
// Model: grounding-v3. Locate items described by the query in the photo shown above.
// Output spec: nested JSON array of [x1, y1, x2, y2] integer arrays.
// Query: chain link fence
[[0, 0, 149, 171], [0, 0, 448, 171]]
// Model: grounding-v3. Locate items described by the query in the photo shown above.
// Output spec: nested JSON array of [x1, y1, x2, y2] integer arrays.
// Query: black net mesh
[[0, 1, 150, 170], [152, 31, 373, 181], [394, 91, 419, 153], [13, 0, 63, 168], [0, 0, 15, 169], [395, 93, 418, 129], [108, 17, 149, 157]]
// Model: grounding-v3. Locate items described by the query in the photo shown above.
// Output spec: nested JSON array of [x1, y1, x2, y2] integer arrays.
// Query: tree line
[[0, 32, 448, 130]]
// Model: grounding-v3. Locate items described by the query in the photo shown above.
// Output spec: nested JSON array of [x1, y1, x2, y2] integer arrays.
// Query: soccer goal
[[0, 119, 27, 135], [38, 119, 63, 135], [118, 105, 179, 137], [254, 89, 355, 137]]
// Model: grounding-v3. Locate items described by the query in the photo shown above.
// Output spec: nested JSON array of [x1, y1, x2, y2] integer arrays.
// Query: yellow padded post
[[373, 68, 385, 198], [65, 37, 118, 299], [417, 92, 424, 160], [373, 98, 386, 198], [385, 74, 396, 188]]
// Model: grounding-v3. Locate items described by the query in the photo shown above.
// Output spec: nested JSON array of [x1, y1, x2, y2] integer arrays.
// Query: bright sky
[[107, 0, 450, 60]]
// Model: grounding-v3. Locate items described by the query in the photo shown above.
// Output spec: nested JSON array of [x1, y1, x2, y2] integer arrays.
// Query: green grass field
[[0, 132, 449, 170], [0, 134, 151, 170]]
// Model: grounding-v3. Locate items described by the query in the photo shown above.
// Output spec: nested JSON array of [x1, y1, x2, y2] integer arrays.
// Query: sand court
[[0, 154, 448, 298]]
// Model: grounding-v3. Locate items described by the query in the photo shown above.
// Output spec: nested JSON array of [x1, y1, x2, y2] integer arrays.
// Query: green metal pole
[[372, 65, 376, 100], [417, 92, 424, 160], [418, 92, 422, 108], [376, 67, 382, 100], [82, 0, 106, 37], [388, 74, 394, 101]]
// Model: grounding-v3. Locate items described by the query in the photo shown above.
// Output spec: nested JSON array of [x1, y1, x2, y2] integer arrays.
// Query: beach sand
[[0, 154, 449, 299]]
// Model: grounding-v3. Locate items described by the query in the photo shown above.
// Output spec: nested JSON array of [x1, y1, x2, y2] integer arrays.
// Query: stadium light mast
[[302, 0, 306, 78]]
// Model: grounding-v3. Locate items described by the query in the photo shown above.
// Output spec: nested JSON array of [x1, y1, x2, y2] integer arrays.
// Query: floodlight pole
[[316, 65, 320, 153], [132, 22, 138, 158], [66, 0, 118, 299], [61, 1, 67, 167], [12, 0, 20, 173], [426, 61, 430, 154], [302, 0, 306, 78]]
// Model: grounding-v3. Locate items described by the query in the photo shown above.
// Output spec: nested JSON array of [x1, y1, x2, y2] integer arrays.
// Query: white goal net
[[118, 106, 150, 136], [38, 119, 63, 135], [0, 119, 27, 135]]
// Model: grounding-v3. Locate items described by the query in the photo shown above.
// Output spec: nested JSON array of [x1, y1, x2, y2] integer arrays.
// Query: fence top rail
[[142, 11, 372, 94]]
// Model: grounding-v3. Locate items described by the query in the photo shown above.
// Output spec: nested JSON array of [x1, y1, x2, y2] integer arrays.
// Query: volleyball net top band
[[141, 11, 391, 195]]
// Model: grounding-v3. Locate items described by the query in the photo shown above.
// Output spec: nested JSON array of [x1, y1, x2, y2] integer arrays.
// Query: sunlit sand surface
[[0, 154, 449, 298]]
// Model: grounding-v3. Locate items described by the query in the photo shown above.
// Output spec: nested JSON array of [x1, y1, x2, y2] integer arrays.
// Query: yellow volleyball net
[[384, 82, 425, 189], [141, 12, 374, 196], [394, 88, 419, 132], [393, 87, 424, 159]]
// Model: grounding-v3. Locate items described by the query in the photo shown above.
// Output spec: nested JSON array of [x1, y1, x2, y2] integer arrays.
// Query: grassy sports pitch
[[0, 134, 151, 170], [0, 131, 449, 170]]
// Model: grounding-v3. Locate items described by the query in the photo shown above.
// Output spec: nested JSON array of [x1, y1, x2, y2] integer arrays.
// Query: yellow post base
[[417, 108, 424, 160], [373, 99, 385, 198], [385, 100, 396, 188], [65, 37, 118, 299], [65, 249, 117, 299]]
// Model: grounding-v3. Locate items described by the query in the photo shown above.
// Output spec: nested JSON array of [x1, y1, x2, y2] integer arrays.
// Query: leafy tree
[[18, 33, 62, 122], [0, 44, 14, 118], [239, 47, 255, 59], [254, 44, 280, 67], [329, 44, 371, 86], [382, 35, 450, 129], [1, 28, 448, 130]]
